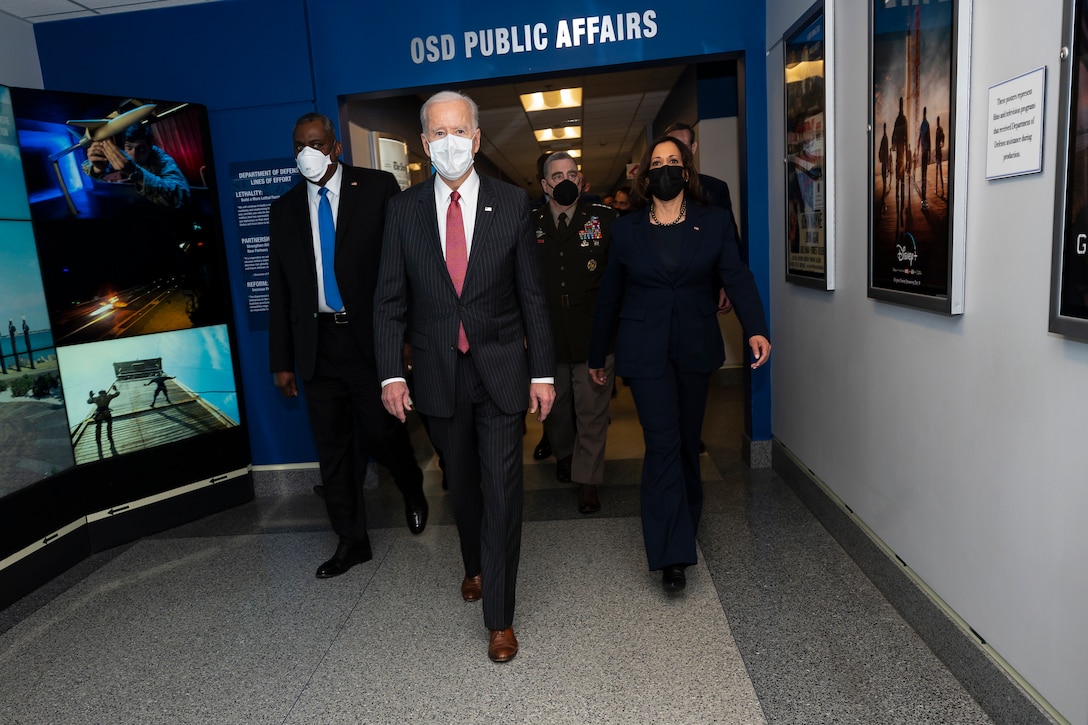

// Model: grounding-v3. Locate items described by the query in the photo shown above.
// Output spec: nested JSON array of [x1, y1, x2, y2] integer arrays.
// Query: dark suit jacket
[[588, 201, 768, 379], [531, 201, 617, 363], [374, 174, 555, 417], [268, 165, 401, 380]]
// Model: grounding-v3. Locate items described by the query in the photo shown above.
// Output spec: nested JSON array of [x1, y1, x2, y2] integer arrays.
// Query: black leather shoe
[[556, 456, 572, 483], [578, 484, 600, 514], [662, 565, 687, 591], [405, 495, 429, 535], [533, 435, 552, 460], [316, 539, 372, 579]]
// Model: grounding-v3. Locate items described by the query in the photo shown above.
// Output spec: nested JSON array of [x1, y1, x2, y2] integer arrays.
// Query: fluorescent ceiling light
[[534, 126, 582, 143], [520, 88, 582, 112]]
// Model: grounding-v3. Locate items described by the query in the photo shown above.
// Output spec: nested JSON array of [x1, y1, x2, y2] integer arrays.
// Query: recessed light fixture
[[534, 126, 582, 143], [520, 88, 582, 112]]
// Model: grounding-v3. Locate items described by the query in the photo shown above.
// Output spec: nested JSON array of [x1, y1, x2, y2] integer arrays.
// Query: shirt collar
[[434, 169, 480, 205], [307, 162, 343, 201]]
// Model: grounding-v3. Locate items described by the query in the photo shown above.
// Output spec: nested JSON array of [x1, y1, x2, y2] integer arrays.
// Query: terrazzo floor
[[0, 379, 994, 724]]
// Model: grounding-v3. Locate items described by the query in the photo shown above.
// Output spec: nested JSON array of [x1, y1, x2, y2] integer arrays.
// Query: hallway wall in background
[[766, 0, 1088, 722]]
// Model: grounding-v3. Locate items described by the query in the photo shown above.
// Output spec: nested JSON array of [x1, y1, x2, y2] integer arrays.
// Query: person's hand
[[528, 382, 555, 422], [99, 141, 134, 174], [273, 370, 298, 398], [381, 380, 412, 422], [588, 367, 608, 386], [749, 335, 771, 369], [85, 141, 110, 172], [717, 288, 733, 315]]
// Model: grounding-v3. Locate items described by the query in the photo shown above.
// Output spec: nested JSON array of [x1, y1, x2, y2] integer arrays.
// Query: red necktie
[[446, 190, 470, 353]]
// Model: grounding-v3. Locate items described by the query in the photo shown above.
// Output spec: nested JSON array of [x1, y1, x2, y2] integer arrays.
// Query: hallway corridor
[[0, 378, 995, 723]]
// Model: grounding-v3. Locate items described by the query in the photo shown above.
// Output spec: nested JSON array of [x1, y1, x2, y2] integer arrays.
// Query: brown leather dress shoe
[[488, 627, 518, 662], [578, 484, 600, 514], [461, 573, 482, 602]]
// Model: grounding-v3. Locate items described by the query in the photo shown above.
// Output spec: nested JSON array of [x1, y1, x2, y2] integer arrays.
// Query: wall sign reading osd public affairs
[[229, 159, 298, 325], [986, 67, 1046, 179], [410, 10, 659, 63]]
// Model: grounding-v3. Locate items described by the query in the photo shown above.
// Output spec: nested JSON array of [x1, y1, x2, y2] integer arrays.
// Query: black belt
[[558, 292, 591, 308], [317, 311, 349, 325]]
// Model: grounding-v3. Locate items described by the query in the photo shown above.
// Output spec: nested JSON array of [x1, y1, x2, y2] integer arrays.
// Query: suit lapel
[[335, 168, 359, 248], [416, 178, 458, 296], [414, 177, 444, 256], [562, 206, 586, 249], [630, 212, 670, 280], [468, 177, 498, 286], [676, 204, 707, 278], [291, 183, 318, 283]]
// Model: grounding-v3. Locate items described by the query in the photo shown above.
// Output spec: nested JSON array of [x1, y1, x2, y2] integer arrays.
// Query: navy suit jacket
[[268, 165, 400, 380], [588, 201, 768, 379], [374, 174, 555, 417]]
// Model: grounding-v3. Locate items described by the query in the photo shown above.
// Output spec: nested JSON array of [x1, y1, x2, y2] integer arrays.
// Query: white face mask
[[428, 134, 475, 181], [296, 146, 333, 182]]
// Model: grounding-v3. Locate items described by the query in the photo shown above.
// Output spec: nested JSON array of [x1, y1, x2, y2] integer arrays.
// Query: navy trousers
[[626, 360, 712, 571]]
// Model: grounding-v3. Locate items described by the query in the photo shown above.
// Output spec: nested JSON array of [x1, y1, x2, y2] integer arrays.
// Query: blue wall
[[35, 0, 770, 464]]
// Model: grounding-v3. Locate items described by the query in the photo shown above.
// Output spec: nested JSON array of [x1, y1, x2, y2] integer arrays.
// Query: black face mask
[[647, 166, 687, 201], [550, 179, 580, 206]]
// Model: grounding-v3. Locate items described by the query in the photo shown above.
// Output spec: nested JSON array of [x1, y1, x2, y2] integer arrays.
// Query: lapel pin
[[351, 181, 358, 186], [484, 206, 493, 212]]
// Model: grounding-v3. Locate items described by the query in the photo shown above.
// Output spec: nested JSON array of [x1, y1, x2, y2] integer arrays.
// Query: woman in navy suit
[[588, 135, 771, 592]]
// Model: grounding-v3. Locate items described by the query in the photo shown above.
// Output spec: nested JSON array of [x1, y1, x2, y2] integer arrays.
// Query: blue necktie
[[318, 187, 343, 311]]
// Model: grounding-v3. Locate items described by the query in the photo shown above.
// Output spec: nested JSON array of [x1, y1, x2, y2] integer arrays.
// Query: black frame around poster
[[1052, 0, 1088, 341], [869, 0, 971, 315], [0, 84, 252, 610], [784, 0, 835, 289]]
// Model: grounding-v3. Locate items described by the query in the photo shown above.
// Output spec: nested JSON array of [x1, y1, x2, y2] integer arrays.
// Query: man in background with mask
[[269, 112, 428, 581], [374, 90, 555, 663], [532, 152, 617, 515]]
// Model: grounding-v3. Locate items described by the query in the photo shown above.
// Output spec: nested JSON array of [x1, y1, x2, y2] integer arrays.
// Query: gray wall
[[766, 1, 1087, 722], [0, 13, 41, 88]]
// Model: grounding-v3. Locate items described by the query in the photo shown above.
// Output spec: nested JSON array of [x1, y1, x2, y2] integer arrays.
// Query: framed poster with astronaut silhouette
[[1051, 0, 1088, 341], [784, 0, 835, 290], [869, 0, 971, 315]]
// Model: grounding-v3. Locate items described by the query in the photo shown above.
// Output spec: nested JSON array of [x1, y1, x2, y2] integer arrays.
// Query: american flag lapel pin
[[351, 181, 358, 186], [484, 206, 493, 212]]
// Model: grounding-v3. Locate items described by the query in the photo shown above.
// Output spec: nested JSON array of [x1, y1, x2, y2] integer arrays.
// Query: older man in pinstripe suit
[[375, 90, 555, 663]]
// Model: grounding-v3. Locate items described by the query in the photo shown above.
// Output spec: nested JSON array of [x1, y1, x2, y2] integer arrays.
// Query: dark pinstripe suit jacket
[[374, 174, 555, 417]]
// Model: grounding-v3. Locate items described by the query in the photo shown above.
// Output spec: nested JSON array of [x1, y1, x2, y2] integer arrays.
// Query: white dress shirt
[[306, 163, 343, 313]]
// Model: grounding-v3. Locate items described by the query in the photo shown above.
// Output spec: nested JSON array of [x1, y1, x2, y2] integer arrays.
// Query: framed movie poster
[[869, 0, 972, 314], [1051, 0, 1088, 341], [784, 0, 835, 289]]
